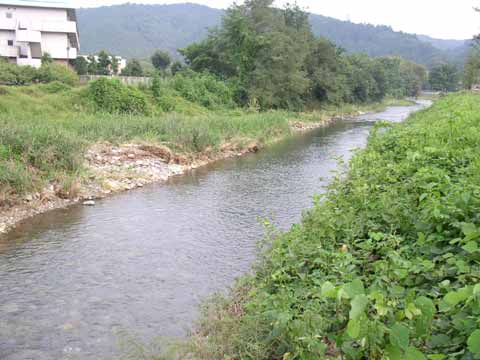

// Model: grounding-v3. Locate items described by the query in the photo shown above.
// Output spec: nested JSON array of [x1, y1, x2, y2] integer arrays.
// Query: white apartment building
[[0, 0, 80, 68]]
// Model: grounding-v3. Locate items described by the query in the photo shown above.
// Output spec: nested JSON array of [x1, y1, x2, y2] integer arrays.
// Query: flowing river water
[[0, 101, 429, 359]]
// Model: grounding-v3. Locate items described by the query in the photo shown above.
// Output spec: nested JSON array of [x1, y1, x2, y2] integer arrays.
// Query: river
[[0, 101, 429, 359]]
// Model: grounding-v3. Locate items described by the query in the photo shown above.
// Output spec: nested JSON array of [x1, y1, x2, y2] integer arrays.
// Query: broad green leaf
[[428, 334, 450, 348], [427, 355, 446, 360], [385, 344, 402, 360], [343, 279, 365, 299], [474, 284, 480, 297], [462, 223, 479, 240], [346, 318, 360, 339], [406, 347, 427, 360], [349, 295, 368, 320], [415, 296, 435, 337], [462, 241, 478, 253], [443, 287, 471, 307], [321, 281, 337, 298], [390, 323, 410, 351], [467, 329, 480, 355]]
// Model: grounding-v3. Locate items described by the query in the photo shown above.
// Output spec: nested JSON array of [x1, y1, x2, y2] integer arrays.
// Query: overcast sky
[[72, 0, 479, 40]]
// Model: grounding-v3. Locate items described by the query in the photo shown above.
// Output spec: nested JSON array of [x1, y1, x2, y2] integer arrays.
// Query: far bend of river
[[0, 101, 429, 360]]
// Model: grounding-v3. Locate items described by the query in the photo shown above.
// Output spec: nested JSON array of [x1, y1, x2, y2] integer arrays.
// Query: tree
[[171, 61, 184, 76], [111, 56, 119, 75], [41, 52, 53, 65], [122, 59, 143, 76], [73, 57, 88, 75], [87, 55, 98, 75], [464, 50, 480, 89], [97, 50, 112, 75], [181, 0, 312, 109], [429, 63, 459, 92], [151, 50, 171, 72]]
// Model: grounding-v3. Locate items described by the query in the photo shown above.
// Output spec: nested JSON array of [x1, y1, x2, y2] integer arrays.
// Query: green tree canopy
[[151, 50, 172, 71], [73, 57, 88, 75], [122, 59, 144, 76], [429, 63, 459, 92]]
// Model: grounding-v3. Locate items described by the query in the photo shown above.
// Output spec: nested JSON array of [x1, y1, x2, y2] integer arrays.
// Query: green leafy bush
[[0, 60, 37, 85], [87, 77, 149, 115], [36, 63, 79, 86], [192, 93, 480, 359], [170, 72, 234, 109]]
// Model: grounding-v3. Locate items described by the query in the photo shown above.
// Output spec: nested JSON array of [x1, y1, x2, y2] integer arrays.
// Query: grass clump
[[188, 92, 480, 359]]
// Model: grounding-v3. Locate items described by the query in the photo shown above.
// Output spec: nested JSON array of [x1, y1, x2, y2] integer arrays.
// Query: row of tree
[[73, 49, 184, 77], [178, 0, 427, 110]]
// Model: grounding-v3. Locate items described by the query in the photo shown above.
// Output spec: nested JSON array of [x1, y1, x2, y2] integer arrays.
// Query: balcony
[[47, 47, 78, 60], [0, 45, 19, 57], [16, 30, 41, 43], [0, 19, 16, 31], [38, 20, 78, 34]]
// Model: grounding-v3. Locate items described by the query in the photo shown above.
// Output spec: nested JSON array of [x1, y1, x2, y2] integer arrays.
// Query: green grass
[[0, 83, 410, 203], [186, 92, 480, 359]]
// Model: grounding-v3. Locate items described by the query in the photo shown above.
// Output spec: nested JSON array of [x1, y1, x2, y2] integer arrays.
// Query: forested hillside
[[77, 3, 466, 67]]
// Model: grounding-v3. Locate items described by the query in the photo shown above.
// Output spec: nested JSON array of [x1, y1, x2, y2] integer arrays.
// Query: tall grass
[[0, 82, 408, 199]]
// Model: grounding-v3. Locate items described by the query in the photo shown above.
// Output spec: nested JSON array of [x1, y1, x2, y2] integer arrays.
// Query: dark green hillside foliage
[[193, 93, 480, 360], [181, 0, 426, 110], [76, 3, 465, 67], [77, 4, 223, 59]]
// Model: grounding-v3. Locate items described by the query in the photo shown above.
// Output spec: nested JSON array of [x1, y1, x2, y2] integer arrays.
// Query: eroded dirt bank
[[0, 118, 338, 235]]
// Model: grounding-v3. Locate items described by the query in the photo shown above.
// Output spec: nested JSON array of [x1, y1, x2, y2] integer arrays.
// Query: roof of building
[[0, 0, 75, 9]]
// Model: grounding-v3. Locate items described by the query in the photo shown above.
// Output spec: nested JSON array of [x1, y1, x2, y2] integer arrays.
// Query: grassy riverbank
[[186, 92, 480, 359], [0, 82, 406, 208]]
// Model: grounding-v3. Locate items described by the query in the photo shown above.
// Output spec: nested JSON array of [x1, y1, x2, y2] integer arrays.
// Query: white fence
[[79, 75, 153, 86]]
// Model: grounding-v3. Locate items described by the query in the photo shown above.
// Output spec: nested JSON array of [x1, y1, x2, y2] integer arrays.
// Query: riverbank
[[185, 92, 480, 359], [0, 83, 413, 234]]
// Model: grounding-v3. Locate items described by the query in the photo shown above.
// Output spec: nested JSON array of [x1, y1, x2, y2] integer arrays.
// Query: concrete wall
[[79, 75, 153, 87], [42, 32, 68, 57], [0, 5, 67, 22]]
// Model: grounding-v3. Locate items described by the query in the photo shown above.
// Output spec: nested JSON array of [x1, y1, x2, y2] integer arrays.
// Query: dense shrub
[[170, 72, 235, 109], [0, 60, 78, 86], [87, 77, 149, 115], [0, 60, 37, 85], [192, 93, 480, 359], [35, 63, 79, 86]]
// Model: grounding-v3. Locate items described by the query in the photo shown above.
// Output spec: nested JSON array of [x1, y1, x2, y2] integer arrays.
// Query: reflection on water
[[0, 101, 429, 359]]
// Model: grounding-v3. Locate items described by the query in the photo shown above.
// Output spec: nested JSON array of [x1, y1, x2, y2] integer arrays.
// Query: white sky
[[72, 0, 480, 40]]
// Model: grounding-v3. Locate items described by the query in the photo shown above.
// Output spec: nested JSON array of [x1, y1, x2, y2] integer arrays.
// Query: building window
[[6, 12, 12, 18], [7, 40, 13, 46]]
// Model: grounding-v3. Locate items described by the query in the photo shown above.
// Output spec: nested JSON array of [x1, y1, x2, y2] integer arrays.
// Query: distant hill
[[77, 3, 467, 67], [77, 3, 222, 59], [417, 35, 468, 51]]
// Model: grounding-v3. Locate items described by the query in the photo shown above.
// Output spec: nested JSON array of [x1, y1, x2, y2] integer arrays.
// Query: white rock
[[83, 200, 96, 206]]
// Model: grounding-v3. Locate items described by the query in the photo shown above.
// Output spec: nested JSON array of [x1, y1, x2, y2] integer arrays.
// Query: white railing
[[16, 30, 41, 43], [46, 47, 78, 59], [0, 45, 19, 57], [0, 18, 16, 30]]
